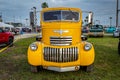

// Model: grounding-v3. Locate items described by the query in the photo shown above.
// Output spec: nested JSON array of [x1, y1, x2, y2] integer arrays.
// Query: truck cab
[[27, 7, 95, 72]]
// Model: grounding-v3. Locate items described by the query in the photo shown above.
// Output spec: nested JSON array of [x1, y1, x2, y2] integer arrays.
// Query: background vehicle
[[22, 27, 31, 33], [0, 28, 14, 46], [27, 7, 95, 72], [105, 26, 116, 33], [82, 26, 89, 33], [0, 22, 14, 33], [113, 27, 120, 37], [88, 25, 104, 37]]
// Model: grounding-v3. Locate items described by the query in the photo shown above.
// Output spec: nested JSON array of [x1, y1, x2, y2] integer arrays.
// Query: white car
[[113, 27, 120, 37]]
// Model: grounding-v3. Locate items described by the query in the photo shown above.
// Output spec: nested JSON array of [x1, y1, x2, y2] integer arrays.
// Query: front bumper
[[88, 32, 104, 37], [44, 66, 80, 72]]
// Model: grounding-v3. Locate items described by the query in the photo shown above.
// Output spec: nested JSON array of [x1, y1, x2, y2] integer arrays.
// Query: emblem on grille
[[53, 30, 69, 35]]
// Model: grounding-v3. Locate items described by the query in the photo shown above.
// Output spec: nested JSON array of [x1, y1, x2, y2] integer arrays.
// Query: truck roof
[[41, 7, 82, 12]]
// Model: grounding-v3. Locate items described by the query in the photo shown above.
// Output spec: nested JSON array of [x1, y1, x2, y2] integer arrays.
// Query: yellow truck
[[27, 7, 95, 72]]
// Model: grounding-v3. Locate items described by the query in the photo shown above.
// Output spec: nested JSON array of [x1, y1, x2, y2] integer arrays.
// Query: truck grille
[[50, 36, 72, 46], [43, 47, 78, 62]]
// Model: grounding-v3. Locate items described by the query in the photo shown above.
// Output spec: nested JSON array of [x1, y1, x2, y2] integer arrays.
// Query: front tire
[[31, 65, 39, 73], [7, 37, 13, 46], [30, 65, 42, 73], [81, 63, 94, 72]]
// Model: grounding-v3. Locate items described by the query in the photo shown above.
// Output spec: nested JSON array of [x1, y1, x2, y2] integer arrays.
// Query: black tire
[[81, 63, 94, 72], [30, 65, 42, 73], [118, 41, 120, 55], [7, 37, 13, 46]]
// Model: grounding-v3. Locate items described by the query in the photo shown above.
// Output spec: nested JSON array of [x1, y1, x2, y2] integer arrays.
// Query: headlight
[[84, 43, 92, 51], [30, 44, 38, 51]]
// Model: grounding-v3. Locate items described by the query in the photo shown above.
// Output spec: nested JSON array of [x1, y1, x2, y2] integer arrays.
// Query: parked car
[[88, 25, 104, 37], [113, 27, 120, 37], [0, 28, 14, 46], [105, 27, 116, 33], [23, 27, 32, 33], [15, 27, 23, 34], [82, 27, 89, 33]]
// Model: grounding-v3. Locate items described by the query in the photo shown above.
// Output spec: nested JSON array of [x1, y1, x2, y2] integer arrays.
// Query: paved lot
[[14, 32, 41, 40]]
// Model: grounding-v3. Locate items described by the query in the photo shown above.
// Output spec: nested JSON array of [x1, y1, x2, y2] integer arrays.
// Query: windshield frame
[[43, 10, 80, 22]]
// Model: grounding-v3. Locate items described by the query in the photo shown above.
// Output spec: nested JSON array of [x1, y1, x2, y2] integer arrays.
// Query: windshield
[[43, 10, 79, 22]]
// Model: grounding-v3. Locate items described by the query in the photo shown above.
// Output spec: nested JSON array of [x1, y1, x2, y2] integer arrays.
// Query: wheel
[[81, 63, 94, 72], [7, 37, 13, 46], [113, 33, 115, 38], [30, 65, 42, 73]]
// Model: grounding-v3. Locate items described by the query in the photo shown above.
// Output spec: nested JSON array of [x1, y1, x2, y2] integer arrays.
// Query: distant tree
[[42, 2, 48, 8]]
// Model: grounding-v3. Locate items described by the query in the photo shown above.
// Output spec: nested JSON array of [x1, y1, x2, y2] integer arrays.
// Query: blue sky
[[0, 0, 120, 26]]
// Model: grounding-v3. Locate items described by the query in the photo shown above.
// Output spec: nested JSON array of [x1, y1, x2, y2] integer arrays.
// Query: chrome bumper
[[43, 66, 80, 72]]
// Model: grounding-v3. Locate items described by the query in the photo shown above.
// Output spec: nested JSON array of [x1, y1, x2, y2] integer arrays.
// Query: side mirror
[[81, 35, 87, 41], [36, 35, 42, 41]]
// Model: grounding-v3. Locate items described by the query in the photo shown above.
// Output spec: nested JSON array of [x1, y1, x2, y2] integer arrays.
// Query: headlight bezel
[[84, 43, 92, 51], [30, 43, 38, 51]]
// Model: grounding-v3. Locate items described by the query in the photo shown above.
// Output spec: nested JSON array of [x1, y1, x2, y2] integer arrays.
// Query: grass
[[0, 37, 120, 80]]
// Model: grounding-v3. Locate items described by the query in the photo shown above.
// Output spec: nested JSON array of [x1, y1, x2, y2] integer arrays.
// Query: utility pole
[[31, 7, 37, 32], [25, 18, 28, 27], [116, 0, 119, 28], [109, 17, 112, 26], [117, 0, 120, 55]]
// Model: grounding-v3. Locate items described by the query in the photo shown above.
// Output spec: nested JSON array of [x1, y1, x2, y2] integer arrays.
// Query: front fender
[[80, 42, 95, 66], [27, 42, 43, 66]]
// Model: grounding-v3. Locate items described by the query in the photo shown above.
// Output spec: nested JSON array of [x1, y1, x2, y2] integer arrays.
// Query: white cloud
[[51, 0, 55, 3]]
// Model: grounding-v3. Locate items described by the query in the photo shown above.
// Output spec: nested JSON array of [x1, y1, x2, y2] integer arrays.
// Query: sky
[[0, 0, 120, 26]]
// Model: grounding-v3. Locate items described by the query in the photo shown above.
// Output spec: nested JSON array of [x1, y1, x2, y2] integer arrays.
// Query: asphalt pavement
[[14, 32, 41, 40]]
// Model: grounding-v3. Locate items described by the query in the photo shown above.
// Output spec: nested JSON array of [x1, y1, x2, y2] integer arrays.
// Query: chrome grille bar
[[44, 47, 78, 62], [50, 36, 72, 46]]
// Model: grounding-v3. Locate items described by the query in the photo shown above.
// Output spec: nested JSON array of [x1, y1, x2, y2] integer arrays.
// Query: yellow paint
[[28, 7, 95, 68], [0, 46, 9, 53]]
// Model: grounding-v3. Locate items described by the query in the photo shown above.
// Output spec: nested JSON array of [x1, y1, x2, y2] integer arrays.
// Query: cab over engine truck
[[27, 7, 95, 72]]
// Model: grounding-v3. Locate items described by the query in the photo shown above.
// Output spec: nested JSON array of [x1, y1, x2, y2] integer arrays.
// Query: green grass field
[[0, 37, 120, 80]]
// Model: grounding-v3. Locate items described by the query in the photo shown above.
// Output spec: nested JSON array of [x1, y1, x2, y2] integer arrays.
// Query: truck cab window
[[43, 10, 79, 22]]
